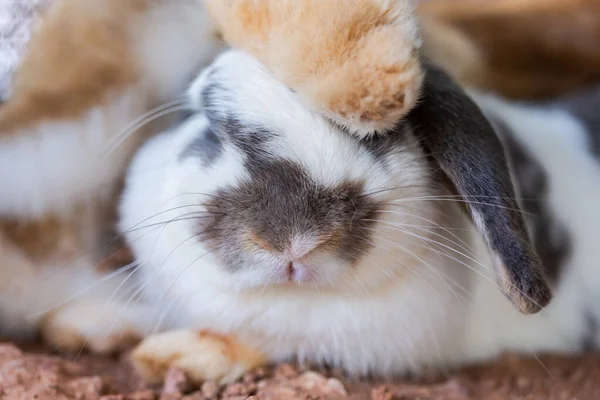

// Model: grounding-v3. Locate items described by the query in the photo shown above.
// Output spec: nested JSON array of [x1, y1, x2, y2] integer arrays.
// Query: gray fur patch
[[199, 157, 379, 273], [179, 126, 224, 167]]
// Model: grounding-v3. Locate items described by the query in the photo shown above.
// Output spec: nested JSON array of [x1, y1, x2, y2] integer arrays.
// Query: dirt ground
[[1, 341, 599, 400]]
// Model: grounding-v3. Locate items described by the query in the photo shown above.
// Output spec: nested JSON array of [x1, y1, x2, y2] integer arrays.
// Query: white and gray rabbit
[[0, 0, 423, 351], [119, 49, 600, 384]]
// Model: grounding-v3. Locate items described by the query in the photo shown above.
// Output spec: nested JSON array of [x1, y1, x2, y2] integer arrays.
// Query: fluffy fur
[[418, 0, 600, 100], [204, 0, 423, 136], [0, 0, 222, 348], [463, 89, 600, 362], [121, 51, 469, 378], [0, 0, 221, 217], [0, 0, 425, 352], [119, 51, 600, 384]]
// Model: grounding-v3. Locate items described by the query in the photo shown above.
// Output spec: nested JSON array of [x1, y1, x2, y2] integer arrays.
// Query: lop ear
[[408, 61, 552, 314]]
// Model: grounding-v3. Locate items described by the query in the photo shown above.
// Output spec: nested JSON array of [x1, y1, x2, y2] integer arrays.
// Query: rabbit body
[[122, 51, 600, 383], [0, 0, 423, 351]]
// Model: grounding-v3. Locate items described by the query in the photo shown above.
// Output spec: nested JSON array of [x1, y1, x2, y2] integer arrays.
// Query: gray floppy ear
[[407, 61, 552, 314]]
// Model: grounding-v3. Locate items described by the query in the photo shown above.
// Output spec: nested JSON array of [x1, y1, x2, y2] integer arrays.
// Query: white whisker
[[27, 261, 140, 319]]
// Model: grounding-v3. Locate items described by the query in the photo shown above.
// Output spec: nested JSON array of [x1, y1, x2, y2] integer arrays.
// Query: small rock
[[516, 377, 530, 390], [296, 371, 347, 397], [128, 390, 157, 400], [159, 393, 182, 400], [67, 376, 105, 398], [181, 394, 206, 400], [243, 369, 265, 384], [274, 364, 298, 379], [255, 386, 298, 400], [254, 367, 267, 378], [371, 385, 394, 400], [222, 382, 257, 397], [163, 367, 190, 394], [326, 378, 347, 395], [201, 381, 219, 399]]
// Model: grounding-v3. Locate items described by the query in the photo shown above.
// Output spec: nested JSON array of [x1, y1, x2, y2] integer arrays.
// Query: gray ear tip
[[511, 281, 552, 315], [502, 262, 553, 315]]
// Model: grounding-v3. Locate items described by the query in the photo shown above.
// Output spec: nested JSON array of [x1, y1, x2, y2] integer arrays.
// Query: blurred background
[[418, 0, 600, 101]]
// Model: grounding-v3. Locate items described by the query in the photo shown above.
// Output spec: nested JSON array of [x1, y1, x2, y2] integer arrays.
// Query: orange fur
[[0, 0, 218, 351], [204, 0, 423, 135], [0, 215, 79, 263], [419, 0, 600, 99], [132, 330, 267, 385], [0, 0, 148, 134]]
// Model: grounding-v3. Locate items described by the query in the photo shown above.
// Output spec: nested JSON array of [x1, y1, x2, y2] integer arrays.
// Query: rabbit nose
[[285, 233, 334, 261], [284, 237, 319, 261], [249, 232, 333, 260]]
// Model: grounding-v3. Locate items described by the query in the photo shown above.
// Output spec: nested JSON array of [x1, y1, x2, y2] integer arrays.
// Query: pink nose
[[284, 234, 332, 261], [249, 231, 332, 260]]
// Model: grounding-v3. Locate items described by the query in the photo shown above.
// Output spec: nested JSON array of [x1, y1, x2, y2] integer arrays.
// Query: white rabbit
[[120, 50, 600, 385]]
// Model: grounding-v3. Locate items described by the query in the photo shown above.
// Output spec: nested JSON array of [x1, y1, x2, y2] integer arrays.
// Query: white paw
[[131, 330, 265, 385], [40, 300, 142, 354]]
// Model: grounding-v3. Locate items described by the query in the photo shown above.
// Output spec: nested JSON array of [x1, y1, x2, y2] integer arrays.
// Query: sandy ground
[[1, 342, 599, 400]]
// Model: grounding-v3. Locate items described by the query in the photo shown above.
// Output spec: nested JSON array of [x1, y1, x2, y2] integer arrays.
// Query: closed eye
[[179, 125, 224, 166]]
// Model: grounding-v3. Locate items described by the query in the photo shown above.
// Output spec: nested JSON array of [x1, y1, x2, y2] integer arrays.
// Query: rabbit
[[0, 0, 424, 353], [0, 0, 223, 349], [120, 49, 600, 386]]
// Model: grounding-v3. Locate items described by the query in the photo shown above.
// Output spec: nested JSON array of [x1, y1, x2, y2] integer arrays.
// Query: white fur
[[0, 0, 222, 218], [121, 51, 600, 376], [0, 220, 153, 341], [0, 91, 148, 217], [0, 0, 222, 345], [464, 93, 600, 360], [121, 51, 468, 375]]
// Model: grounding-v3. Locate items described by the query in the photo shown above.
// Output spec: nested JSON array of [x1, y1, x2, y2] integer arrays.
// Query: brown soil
[[1, 342, 599, 400]]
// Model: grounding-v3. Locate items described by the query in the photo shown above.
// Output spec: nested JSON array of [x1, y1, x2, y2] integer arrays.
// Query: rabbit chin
[[225, 257, 353, 291]]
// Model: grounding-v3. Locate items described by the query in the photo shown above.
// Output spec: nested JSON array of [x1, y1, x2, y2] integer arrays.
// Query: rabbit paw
[[131, 330, 266, 385], [204, 0, 423, 138], [314, 27, 423, 137], [40, 300, 142, 354]]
